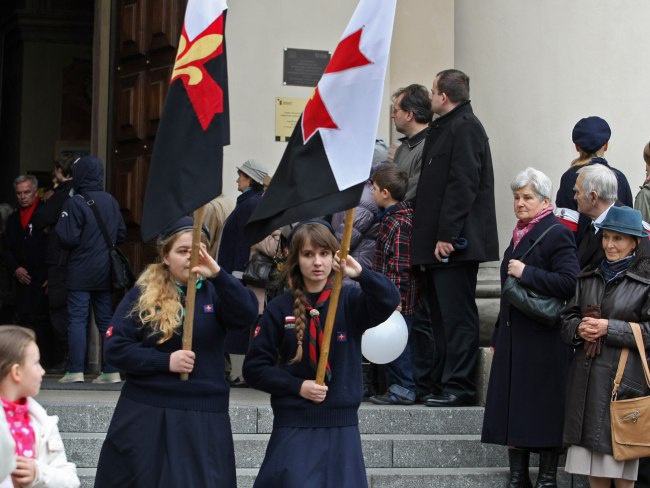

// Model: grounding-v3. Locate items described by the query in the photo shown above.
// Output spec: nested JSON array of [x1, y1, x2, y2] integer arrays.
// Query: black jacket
[[55, 157, 126, 291], [218, 189, 263, 274], [561, 248, 650, 454], [410, 101, 499, 265], [33, 179, 73, 267]]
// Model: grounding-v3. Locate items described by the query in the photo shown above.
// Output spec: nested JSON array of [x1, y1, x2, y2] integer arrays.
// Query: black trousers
[[421, 262, 479, 400]]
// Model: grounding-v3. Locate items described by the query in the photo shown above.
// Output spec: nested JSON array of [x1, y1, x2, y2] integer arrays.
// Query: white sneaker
[[58, 372, 85, 383]]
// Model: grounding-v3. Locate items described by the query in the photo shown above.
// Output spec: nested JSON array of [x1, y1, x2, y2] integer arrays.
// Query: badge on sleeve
[[284, 316, 296, 329], [105, 326, 113, 339], [253, 325, 261, 338], [336, 331, 347, 342], [203, 304, 215, 313]]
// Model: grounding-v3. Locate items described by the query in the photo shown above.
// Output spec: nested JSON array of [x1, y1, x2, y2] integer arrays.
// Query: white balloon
[[361, 311, 408, 364]]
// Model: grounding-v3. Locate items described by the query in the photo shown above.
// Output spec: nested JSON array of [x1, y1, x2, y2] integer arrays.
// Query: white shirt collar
[[593, 202, 616, 233]]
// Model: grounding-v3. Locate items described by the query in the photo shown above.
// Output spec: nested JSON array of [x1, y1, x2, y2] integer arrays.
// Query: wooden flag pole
[[180, 206, 206, 381], [315, 208, 355, 385]]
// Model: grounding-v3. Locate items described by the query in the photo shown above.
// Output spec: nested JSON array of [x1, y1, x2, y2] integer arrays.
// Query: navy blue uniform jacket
[[243, 268, 400, 428], [55, 157, 126, 290]]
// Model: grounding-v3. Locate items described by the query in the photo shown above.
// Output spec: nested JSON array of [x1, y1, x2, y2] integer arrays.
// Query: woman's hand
[[333, 252, 362, 278], [299, 380, 328, 404], [12, 457, 36, 486], [169, 350, 196, 373], [578, 317, 608, 342], [191, 244, 220, 279], [507, 259, 525, 278]]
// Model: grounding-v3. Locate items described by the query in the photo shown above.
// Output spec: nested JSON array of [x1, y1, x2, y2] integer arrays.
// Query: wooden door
[[110, 0, 186, 272]]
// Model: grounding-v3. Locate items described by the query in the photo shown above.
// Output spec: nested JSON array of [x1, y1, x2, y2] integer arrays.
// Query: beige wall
[[222, 0, 453, 202], [456, 0, 650, 257]]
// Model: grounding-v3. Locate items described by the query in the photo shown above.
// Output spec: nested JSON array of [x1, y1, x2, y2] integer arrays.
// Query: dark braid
[[288, 286, 309, 364]]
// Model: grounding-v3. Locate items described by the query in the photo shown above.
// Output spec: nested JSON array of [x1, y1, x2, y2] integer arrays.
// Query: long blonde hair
[[131, 230, 207, 344], [284, 223, 339, 364]]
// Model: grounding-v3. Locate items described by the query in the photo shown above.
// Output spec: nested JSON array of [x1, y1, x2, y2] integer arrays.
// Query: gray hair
[[510, 167, 553, 200], [576, 164, 617, 203], [13, 174, 38, 191]]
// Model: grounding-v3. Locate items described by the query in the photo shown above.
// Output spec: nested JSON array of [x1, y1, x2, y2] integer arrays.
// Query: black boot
[[534, 450, 559, 488], [508, 448, 533, 488]]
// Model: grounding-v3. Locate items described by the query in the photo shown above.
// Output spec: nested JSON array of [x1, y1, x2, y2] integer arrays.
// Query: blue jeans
[[67, 290, 117, 373], [385, 314, 416, 400]]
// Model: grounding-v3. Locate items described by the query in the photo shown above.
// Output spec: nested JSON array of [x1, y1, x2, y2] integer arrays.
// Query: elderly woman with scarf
[[482, 167, 579, 488], [561, 206, 650, 488]]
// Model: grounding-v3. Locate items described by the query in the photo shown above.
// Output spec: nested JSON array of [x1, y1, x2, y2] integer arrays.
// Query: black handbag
[[242, 252, 275, 288], [83, 195, 135, 290], [501, 224, 565, 327]]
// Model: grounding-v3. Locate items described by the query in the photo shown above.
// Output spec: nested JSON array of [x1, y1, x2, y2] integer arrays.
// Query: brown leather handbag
[[610, 322, 650, 461]]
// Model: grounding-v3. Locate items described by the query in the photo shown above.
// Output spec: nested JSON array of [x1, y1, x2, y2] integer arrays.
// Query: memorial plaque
[[283, 48, 331, 87], [275, 97, 307, 142]]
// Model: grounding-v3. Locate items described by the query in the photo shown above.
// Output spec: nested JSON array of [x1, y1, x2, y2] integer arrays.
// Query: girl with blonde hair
[[94, 217, 258, 487]]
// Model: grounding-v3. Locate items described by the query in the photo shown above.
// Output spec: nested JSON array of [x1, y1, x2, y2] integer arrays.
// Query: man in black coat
[[32, 157, 75, 371], [2, 175, 51, 363], [411, 69, 499, 406]]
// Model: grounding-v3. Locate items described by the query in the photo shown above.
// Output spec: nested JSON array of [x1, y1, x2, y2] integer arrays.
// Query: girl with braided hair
[[243, 220, 400, 488]]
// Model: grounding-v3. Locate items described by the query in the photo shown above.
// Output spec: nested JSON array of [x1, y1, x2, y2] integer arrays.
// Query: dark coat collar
[[432, 100, 472, 127]]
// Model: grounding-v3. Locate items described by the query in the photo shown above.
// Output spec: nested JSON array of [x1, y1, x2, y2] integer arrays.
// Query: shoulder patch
[[284, 316, 296, 329]]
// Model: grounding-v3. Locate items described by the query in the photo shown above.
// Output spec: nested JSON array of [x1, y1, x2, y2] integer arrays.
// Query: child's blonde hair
[[0, 326, 35, 378]]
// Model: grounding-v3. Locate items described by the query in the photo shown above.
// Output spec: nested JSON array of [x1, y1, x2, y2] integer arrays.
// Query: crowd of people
[[2, 67, 650, 487]]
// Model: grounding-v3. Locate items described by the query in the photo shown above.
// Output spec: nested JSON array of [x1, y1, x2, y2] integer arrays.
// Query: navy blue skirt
[[95, 396, 236, 488], [254, 425, 368, 488]]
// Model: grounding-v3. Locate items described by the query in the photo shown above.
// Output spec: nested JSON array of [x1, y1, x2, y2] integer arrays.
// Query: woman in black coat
[[482, 167, 579, 488], [561, 206, 650, 488]]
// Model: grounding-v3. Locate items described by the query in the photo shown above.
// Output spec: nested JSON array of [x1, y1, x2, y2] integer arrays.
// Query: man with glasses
[[391, 84, 433, 200]]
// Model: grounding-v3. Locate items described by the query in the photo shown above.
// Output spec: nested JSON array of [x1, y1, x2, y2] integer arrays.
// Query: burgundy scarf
[[306, 280, 333, 382], [512, 205, 554, 249]]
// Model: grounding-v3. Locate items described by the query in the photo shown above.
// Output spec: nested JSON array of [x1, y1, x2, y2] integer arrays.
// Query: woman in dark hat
[[562, 206, 650, 488], [555, 116, 632, 211], [243, 221, 400, 488], [94, 216, 258, 488]]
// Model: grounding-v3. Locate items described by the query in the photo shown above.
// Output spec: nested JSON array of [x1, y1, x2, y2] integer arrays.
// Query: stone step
[[42, 401, 485, 435], [77, 467, 588, 488], [61, 432, 531, 469]]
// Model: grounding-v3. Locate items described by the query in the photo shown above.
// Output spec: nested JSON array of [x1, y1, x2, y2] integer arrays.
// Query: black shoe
[[46, 361, 66, 374], [229, 377, 248, 388], [534, 450, 559, 488], [369, 391, 414, 406], [415, 393, 435, 404], [424, 392, 469, 407]]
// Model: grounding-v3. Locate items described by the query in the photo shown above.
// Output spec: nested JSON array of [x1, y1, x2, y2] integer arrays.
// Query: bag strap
[[518, 224, 559, 263], [81, 194, 114, 250], [612, 322, 650, 399]]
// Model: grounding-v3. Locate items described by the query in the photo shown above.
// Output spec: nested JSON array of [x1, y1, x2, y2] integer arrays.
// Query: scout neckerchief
[[306, 279, 333, 382], [175, 276, 205, 320]]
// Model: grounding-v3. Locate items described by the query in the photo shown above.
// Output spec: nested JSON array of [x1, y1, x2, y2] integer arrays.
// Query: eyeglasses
[[391, 105, 404, 114]]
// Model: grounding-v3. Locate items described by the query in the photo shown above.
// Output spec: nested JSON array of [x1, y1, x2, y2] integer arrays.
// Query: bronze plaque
[[283, 48, 331, 87]]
